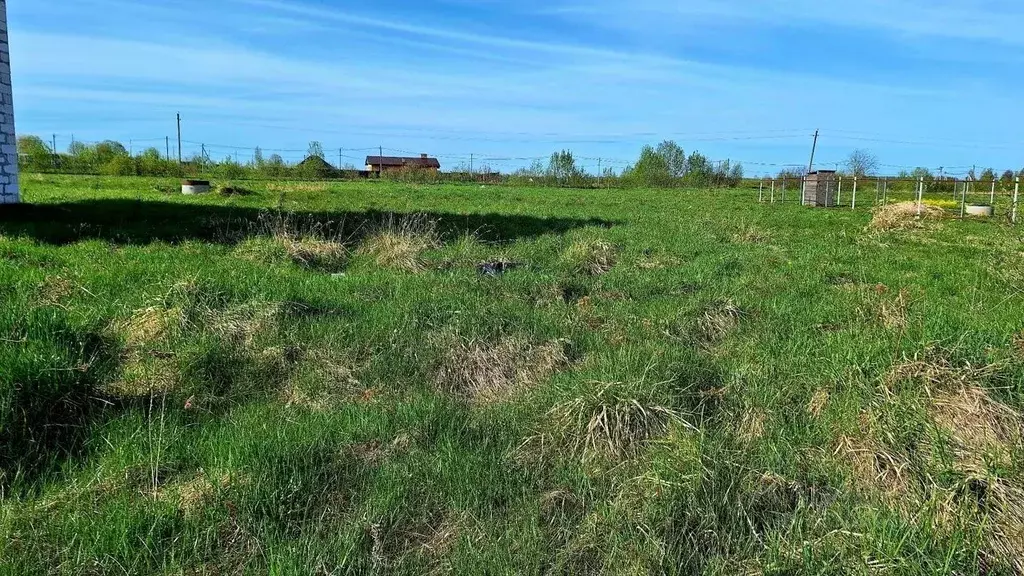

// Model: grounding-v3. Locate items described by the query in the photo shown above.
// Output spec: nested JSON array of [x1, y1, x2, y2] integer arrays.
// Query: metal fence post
[[960, 180, 968, 219], [852, 176, 858, 210], [759, 180, 764, 203], [801, 176, 806, 206], [771, 179, 776, 203], [837, 176, 843, 207], [1013, 177, 1019, 224], [882, 177, 888, 206], [990, 179, 996, 206], [916, 177, 924, 217], [782, 178, 786, 204]]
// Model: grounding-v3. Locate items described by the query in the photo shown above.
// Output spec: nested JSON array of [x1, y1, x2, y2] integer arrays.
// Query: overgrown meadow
[[1, 174, 1023, 574]]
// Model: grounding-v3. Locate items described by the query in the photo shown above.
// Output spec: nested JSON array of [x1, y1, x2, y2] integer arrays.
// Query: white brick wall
[[0, 1, 17, 204]]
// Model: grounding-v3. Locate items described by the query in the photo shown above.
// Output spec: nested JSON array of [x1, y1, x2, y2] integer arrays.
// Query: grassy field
[[1, 173, 1023, 575]]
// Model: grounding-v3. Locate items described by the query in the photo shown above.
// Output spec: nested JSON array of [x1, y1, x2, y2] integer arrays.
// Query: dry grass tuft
[[697, 300, 744, 343], [267, 182, 329, 194], [869, 201, 946, 231], [929, 385, 1021, 466], [636, 253, 682, 270], [732, 224, 770, 244], [835, 433, 912, 502], [282, 351, 362, 411], [543, 380, 690, 462], [116, 306, 186, 349], [737, 409, 767, 443], [281, 237, 347, 270], [110, 354, 180, 397], [358, 216, 439, 272], [885, 349, 999, 392], [978, 479, 1024, 573], [156, 470, 233, 515], [205, 301, 282, 348], [435, 337, 568, 404], [807, 389, 829, 418], [875, 287, 911, 330], [235, 235, 347, 272], [34, 275, 75, 307], [564, 239, 618, 275]]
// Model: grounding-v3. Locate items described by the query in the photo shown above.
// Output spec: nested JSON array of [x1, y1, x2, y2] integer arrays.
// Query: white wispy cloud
[[548, 0, 1024, 46]]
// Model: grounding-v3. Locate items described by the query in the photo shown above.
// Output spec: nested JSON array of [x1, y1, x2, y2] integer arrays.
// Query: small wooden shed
[[803, 170, 837, 207]]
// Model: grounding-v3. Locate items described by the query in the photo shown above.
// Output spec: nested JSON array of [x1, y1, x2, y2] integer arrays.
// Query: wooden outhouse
[[803, 170, 837, 207]]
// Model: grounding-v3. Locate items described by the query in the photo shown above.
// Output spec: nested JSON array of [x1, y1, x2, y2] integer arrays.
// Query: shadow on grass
[[0, 199, 618, 246]]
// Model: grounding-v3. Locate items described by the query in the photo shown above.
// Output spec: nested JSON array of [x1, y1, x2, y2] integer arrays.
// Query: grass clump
[[357, 214, 439, 272], [434, 335, 569, 404], [869, 201, 946, 231], [696, 299, 745, 344], [563, 239, 618, 275], [533, 379, 691, 463], [235, 235, 347, 272]]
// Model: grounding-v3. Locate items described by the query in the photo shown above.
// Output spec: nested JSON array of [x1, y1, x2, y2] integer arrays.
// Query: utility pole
[[129, 139, 133, 157], [379, 146, 383, 178], [338, 148, 342, 170], [51, 134, 58, 168], [176, 112, 182, 164], [166, 136, 170, 160], [807, 129, 819, 173], [598, 158, 602, 186], [470, 153, 474, 176]]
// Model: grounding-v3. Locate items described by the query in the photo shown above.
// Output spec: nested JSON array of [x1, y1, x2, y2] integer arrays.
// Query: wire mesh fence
[[755, 175, 1021, 224]]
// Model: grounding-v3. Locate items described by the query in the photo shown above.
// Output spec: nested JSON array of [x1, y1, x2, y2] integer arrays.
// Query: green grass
[[1, 173, 1023, 575]]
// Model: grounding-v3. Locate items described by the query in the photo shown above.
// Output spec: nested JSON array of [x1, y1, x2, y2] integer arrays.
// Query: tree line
[[16, 134, 747, 188]]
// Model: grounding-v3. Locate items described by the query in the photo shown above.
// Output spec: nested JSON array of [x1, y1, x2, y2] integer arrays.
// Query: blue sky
[[9, 0, 1024, 175]]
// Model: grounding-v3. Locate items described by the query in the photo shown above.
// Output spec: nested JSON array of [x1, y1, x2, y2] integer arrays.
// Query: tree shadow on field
[[0, 199, 618, 246]]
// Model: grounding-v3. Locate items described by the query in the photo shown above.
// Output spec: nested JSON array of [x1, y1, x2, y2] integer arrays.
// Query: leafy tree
[[1000, 170, 1015, 188], [254, 146, 264, 167], [219, 156, 246, 179], [979, 168, 996, 182], [844, 149, 879, 177], [623, 145, 671, 187], [683, 151, 714, 186], [264, 154, 286, 178], [307, 141, 325, 160], [67, 141, 88, 157], [95, 141, 128, 164], [655, 140, 686, 177], [547, 150, 583, 186], [138, 147, 171, 177], [18, 135, 55, 171], [910, 167, 934, 181], [728, 163, 744, 185]]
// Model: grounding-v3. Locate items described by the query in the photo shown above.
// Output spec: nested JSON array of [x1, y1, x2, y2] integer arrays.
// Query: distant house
[[365, 154, 441, 173]]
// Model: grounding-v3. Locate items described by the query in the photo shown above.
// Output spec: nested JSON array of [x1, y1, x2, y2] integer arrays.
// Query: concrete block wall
[[0, 1, 17, 204]]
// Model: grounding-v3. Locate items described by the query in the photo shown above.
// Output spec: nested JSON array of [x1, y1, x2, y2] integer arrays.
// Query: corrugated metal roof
[[365, 155, 441, 169]]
